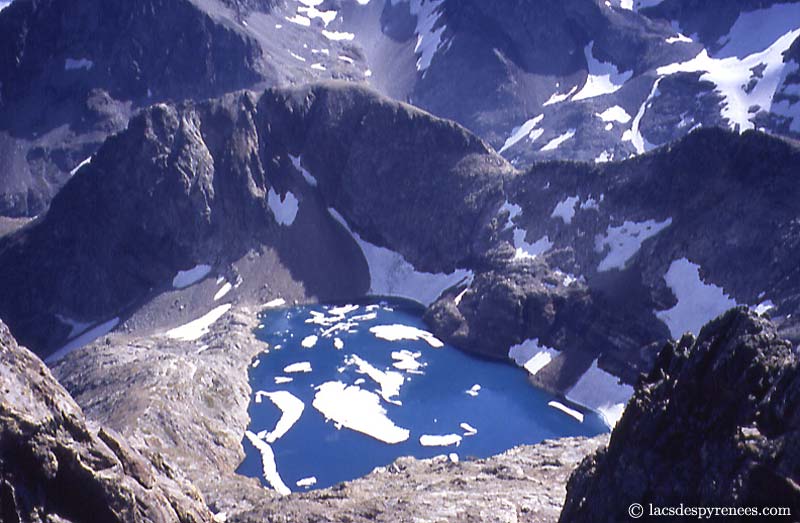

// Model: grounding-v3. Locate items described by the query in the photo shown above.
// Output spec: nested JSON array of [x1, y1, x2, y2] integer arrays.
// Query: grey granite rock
[[0, 319, 212, 523]]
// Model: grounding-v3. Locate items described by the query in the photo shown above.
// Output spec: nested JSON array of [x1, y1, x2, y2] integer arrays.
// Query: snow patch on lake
[[284, 361, 312, 374], [268, 189, 299, 226], [391, 350, 425, 373], [655, 258, 737, 338], [296, 476, 317, 488], [312, 381, 410, 444], [595, 218, 673, 272], [344, 354, 405, 405], [166, 304, 232, 341], [301, 335, 319, 348], [254, 391, 305, 443], [419, 434, 462, 447], [172, 264, 212, 289], [573, 43, 632, 101], [548, 401, 584, 423], [370, 324, 444, 348], [328, 208, 470, 305], [567, 359, 633, 428], [245, 431, 291, 495]]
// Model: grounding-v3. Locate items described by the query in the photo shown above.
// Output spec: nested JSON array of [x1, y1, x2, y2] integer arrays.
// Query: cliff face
[[560, 308, 800, 522], [0, 319, 212, 523]]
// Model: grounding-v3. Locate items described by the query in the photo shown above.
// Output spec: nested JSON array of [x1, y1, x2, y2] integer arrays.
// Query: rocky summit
[[561, 308, 800, 522]]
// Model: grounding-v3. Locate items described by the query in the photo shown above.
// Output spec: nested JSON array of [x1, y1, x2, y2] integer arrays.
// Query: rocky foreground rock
[[0, 319, 212, 523], [560, 307, 800, 522]]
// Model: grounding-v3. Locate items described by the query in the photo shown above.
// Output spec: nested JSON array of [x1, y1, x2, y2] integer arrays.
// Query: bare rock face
[[0, 319, 212, 523], [560, 308, 800, 523]]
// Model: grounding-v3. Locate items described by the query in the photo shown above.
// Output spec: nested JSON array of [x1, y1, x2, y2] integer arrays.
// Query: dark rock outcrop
[[0, 82, 511, 356], [425, 252, 664, 386], [560, 308, 800, 522], [0, 319, 212, 523]]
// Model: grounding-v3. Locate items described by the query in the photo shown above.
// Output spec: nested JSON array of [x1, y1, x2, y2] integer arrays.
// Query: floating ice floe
[[369, 324, 444, 348], [254, 390, 305, 443], [595, 218, 673, 272], [460, 422, 478, 436], [508, 338, 559, 376], [419, 434, 462, 447], [301, 335, 319, 348], [166, 304, 231, 342], [566, 359, 634, 428], [296, 476, 317, 488], [328, 208, 472, 306], [172, 264, 212, 289], [465, 384, 481, 397], [391, 350, 425, 373], [274, 376, 293, 384], [244, 431, 291, 495], [655, 258, 737, 338], [333, 338, 344, 350], [283, 361, 313, 374], [312, 381, 410, 444], [344, 354, 405, 405], [548, 401, 584, 423]]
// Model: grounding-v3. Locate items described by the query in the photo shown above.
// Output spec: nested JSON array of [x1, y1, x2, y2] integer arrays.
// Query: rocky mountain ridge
[[4, 0, 800, 218], [561, 307, 800, 522]]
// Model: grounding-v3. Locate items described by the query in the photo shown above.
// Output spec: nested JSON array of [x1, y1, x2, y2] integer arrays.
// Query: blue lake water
[[237, 298, 607, 493]]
